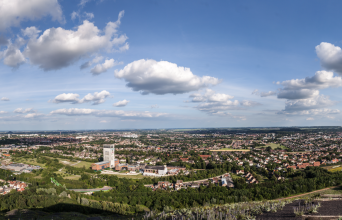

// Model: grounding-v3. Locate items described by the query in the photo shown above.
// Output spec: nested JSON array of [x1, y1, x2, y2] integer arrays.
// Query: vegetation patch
[[211, 148, 250, 152]]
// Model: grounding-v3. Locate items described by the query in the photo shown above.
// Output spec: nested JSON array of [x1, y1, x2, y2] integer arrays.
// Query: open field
[[259, 143, 288, 149], [72, 161, 93, 168], [323, 165, 342, 172], [64, 175, 81, 180], [14, 158, 46, 167], [211, 148, 250, 152], [231, 173, 243, 180], [115, 174, 146, 179]]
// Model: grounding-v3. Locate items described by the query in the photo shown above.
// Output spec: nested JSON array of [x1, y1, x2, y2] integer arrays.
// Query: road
[[69, 186, 112, 192], [144, 173, 230, 186]]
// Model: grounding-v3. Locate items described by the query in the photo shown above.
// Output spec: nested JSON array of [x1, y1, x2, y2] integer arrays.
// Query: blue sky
[[1, 0, 342, 130]]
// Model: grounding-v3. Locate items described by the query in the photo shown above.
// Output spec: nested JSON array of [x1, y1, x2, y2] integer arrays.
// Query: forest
[[1, 165, 342, 217]]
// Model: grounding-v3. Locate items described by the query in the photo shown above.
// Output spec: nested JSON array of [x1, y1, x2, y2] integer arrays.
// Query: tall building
[[103, 144, 116, 168], [92, 144, 119, 171]]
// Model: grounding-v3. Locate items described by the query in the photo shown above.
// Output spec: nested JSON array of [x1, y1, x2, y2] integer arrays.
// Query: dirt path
[[279, 186, 336, 200]]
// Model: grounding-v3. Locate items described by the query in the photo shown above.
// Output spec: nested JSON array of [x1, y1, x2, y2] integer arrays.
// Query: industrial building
[[143, 165, 168, 176], [91, 161, 110, 171], [115, 163, 139, 171], [91, 144, 119, 171]]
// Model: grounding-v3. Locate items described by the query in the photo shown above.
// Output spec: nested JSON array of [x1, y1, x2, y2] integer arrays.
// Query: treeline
[[90, 167, 342, 211], [0, 186, 145, 215]]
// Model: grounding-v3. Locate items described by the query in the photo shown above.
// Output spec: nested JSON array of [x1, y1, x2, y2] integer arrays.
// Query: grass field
[[73, 161, 93, 168], [324, 165, 342, 172], [211, 148, 250, 152], [14, 158, 46, 167], [231, 173, 243, 179], [64, 175, 81, 180], [259, 143, 288, 149], [115, 174, 146, 179]]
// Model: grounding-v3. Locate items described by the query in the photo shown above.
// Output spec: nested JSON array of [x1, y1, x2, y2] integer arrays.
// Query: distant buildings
[[143, 165, 168, 176], [1, 163, 41, 174]]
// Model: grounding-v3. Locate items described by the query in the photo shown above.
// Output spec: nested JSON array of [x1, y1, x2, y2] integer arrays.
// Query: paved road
[[69, 186, 112, 192], [144, 173, 230, 186]]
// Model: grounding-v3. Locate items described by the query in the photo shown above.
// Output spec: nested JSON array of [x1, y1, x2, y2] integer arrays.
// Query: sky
[[2, 0, 342, 130]]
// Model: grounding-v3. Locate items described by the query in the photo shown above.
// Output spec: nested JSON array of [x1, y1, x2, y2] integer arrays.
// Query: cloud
[[52, 90, 110, 105], [1, 97, 9, 101], [71, 11, 79, 20], [91, 59, 122, 75], [114, 59, 221, 95], [79, 0, 91, 7], [252, 89, 277, 97], [260, 91, 277, 97], [84, 12, 94, 20], [1, 43, 26, 68], [188, 89, 258, 118], [277, 71, 342, 91], [14, 108, 36, 114], [71, 11, 94, 21], [79, 90, 110, 105], [277, 89, 319, 99], [50, 108, 167, 119], [189, 89, 233, 102], [0, 0, 64, 31], [306, 117, 314, 121], [277, 108, 340, 116], [252, 89, 259, 95], [113, 99, 129, 107], [0, 36, 8, 46], [80, 55, 103, 69], [22, 26, 41, 39], [0, 111, 7, 114], [23, 11, 128, 71], [151, 104, 159, 109], [100, 120, 108, 123], [24, 113, 44, 119], [276, 71, 342, 99], [316, 42, 342, 75], [240, 100, 261, 107], [52, 93, 80, 104], [282, 95, 336, 112]]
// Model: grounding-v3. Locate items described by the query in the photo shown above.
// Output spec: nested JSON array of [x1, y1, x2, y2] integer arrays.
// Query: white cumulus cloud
[[1, 43, 26, 67], [316, 42, 342, 75], [0, 0, 64, 31], [52, 93, 80, 104], [276, 71, 342, 100], [113, 99, 129, 107], [283, 95, 335, 112], [114, 59, 221, 95], [79, 90, 110, 105], [91, 59, 122, 75], [23, 11, 128, 71], [1, 97, 9, 101], [52, 90, 110, 105]]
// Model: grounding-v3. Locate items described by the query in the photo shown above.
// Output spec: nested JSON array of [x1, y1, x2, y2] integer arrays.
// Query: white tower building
[[103, 144, 115, 168]]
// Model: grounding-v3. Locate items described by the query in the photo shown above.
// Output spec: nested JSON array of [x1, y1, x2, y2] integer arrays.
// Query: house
[[236, 170, 244, 174], [199, 155, 211, 160]]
